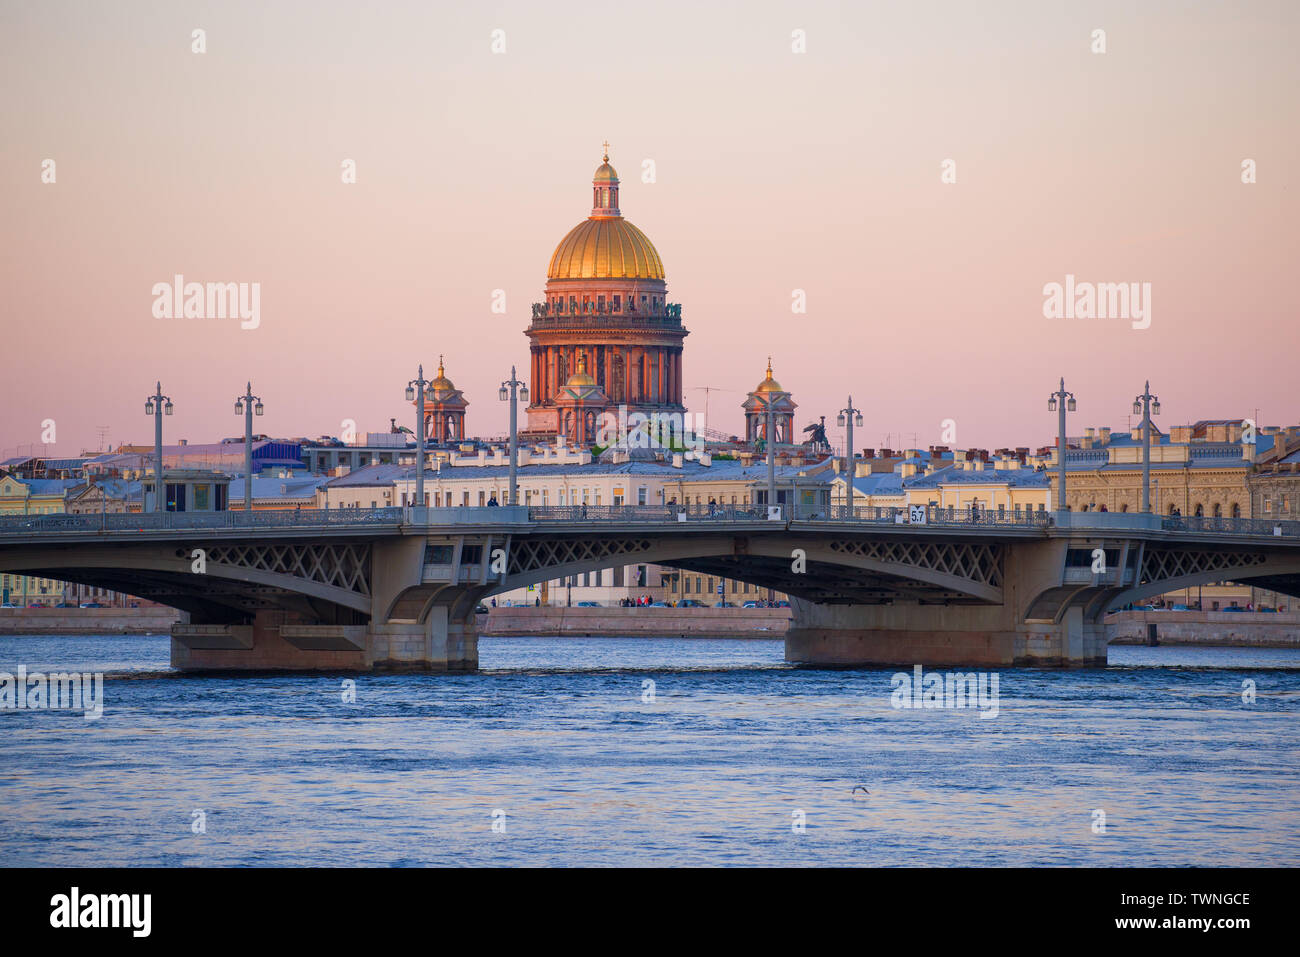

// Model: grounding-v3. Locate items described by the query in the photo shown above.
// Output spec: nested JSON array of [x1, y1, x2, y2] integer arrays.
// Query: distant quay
[[0, 606, 182, 635], [481, 605, 792, 640]]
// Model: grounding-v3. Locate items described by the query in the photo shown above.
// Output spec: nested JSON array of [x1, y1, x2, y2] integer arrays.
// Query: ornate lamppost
[[1047, 378, 1077, 513], [837, 397, 864, 519], [233, 382, 263, 513], [406, 366, 433, 511], [144, 383, 173, 512], [1132, 381, 1161, 513], [499, 366, 529, 506]]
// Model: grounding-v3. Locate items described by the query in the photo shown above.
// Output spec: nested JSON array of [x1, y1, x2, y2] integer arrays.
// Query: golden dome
[[547, 217, 665, 280], [565, 353, 597, 388], [754, 357, 784, 394], [430, 356, 454, 391], [593, 161, 618, 184]]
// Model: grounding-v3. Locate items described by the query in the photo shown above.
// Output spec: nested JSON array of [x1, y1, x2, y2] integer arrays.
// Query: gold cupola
[[546, 147, 665, 281]]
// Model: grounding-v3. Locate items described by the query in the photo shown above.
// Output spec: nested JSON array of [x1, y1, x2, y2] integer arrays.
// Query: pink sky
[[2, 0, 1297, 459]]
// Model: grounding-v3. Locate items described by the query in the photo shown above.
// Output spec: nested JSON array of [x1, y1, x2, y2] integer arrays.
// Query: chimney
[[1099, 427, 1111, 444], [855, 461, 872, 477], [700, 452, 712, 467], [861, 448, 875, 460], [901, 462, 919, 478], [738, 451, 754, 467], [1081, 428, 1094, 449], [672, 453, 683, 468]]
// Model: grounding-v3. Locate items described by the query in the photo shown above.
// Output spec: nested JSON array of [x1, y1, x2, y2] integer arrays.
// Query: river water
[[1, 635, 1297, 867]]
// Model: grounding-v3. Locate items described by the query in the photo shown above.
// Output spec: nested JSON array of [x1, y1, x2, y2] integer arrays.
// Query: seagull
[[851, 786, 870, 795]]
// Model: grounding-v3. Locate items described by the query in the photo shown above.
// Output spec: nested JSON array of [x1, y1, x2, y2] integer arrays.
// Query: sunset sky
[[2, 0, 1296, 458]]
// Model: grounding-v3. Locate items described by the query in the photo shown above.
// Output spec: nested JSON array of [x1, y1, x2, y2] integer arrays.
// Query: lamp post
[[1046, 377, 1076, 513], [499, 366, 529, 506], [1132, 381, 1161, 513], [837, 396, 864, 519], [405, 366, 432, 510], [233, 382, 263, 513], [144, 382, 173, 512]]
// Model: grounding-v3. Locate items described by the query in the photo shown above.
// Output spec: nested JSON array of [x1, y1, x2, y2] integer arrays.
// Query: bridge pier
[[171, 609, 479, 672], [784, 540, 1109, 668], [784, 600, 1107, 668]]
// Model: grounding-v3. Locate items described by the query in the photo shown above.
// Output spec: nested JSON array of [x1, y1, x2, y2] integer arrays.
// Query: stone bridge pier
[[170, 537, 483, 672], [785, 540, 1108, 668]]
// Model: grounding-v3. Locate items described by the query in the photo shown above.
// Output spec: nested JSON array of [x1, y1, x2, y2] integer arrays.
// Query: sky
[[1, 0, 1297, 459]]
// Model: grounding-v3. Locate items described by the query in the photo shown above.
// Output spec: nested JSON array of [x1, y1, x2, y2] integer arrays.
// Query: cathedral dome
[[547, 218, 664, 280], [546, 148, 665, 281]]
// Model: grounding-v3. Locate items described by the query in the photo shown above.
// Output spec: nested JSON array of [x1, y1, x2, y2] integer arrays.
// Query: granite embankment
[[481, 605, 792, 639], [0, 607, 183, 634], [1106, 609, 1300, 647], [3, 605, 1295, 648]]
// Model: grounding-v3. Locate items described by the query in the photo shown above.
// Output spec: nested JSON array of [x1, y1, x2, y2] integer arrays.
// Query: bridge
[[1, 505, 1297, 671]]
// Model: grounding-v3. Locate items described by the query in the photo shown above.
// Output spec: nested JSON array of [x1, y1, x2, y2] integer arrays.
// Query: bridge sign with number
[[909, 505, 928, 525]]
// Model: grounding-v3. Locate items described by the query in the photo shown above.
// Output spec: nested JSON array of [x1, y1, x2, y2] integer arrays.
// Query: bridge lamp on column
[[1046, 379, 1076, 514], [1132, 383, 1160, 513], [406, 366, 433, 512], [499, 367, 529, 506], [144, 383, 173, 513], [233, 383, 263, 514], [837, 398, 863, 519]]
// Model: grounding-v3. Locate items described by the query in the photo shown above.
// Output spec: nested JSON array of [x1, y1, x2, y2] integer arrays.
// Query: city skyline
[[3, 0, 1297, 455]]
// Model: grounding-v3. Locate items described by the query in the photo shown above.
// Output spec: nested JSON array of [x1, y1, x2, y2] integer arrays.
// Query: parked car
[[714, 601, 737, 607], [575, 601, 601, 607], [677, 599, 706, 608], [774, 600, 791, 608], [741, 601, 762, 608], [648, 601, 672, 607], [1223, 605, 1246, 612], [79, 602, 104, 608], [1171, 604, 1191, 611], [0, 602, 18, 609], [54, 602, 77, 608], [474, 604, 489, 614]]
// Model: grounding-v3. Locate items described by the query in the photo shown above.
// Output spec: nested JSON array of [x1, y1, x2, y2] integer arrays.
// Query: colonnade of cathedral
[[531, 343, 684, 406]]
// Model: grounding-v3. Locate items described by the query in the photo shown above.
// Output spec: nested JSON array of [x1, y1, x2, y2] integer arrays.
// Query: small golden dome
[[754, 357, 784, 394], [548, 217, 664, 280], [565, 353, 597, 388], [430, 356, 454, 391], [593, 161, 618, 184]]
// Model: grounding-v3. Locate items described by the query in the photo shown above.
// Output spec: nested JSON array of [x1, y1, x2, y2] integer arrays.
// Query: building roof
[[228, 475, 329, 502]]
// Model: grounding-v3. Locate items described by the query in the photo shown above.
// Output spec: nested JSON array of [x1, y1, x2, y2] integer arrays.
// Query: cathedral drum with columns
[[524, 150, 688, 441]]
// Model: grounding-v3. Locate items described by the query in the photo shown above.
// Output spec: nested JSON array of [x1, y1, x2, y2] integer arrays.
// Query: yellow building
[[0, 473, 80, 605]]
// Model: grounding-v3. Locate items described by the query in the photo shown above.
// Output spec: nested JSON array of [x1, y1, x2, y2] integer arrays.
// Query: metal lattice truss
[[508, 537, 655, 577], [177, 542, 371, 595], [1140, 547, 1267, 586], [827, 539, 1004, 589]]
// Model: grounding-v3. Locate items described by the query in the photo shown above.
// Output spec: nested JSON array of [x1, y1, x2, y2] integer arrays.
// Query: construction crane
[[687, 386, 740, 436]]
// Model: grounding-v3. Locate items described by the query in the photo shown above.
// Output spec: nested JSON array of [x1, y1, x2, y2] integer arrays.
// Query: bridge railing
[[1161, 515, 1300, 537], [525, 503, 1053, 527], [0, 507, 408, 534]]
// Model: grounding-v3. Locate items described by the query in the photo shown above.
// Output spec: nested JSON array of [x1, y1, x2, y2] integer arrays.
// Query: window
[[193, 484, 210, 510], [425, 545, 454, 564], [638, 487, 647, 506], [478, 491, 486, 506], [462, 491, 470, 506], [461, 545, 483, 564]]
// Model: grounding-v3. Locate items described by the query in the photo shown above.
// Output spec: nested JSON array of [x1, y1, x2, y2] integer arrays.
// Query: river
[[1, 635, 1297, 866]]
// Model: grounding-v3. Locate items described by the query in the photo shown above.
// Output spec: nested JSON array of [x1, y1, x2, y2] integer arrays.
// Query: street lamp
[[144, 382, 172, 513], [1046, 377, 1076, 513], [837, 396, 864, 519], [233, 382, 263, 514], [499, 366, 529, 506], [1133, 381, 1160, 513], [407, 365, 432, 511]]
